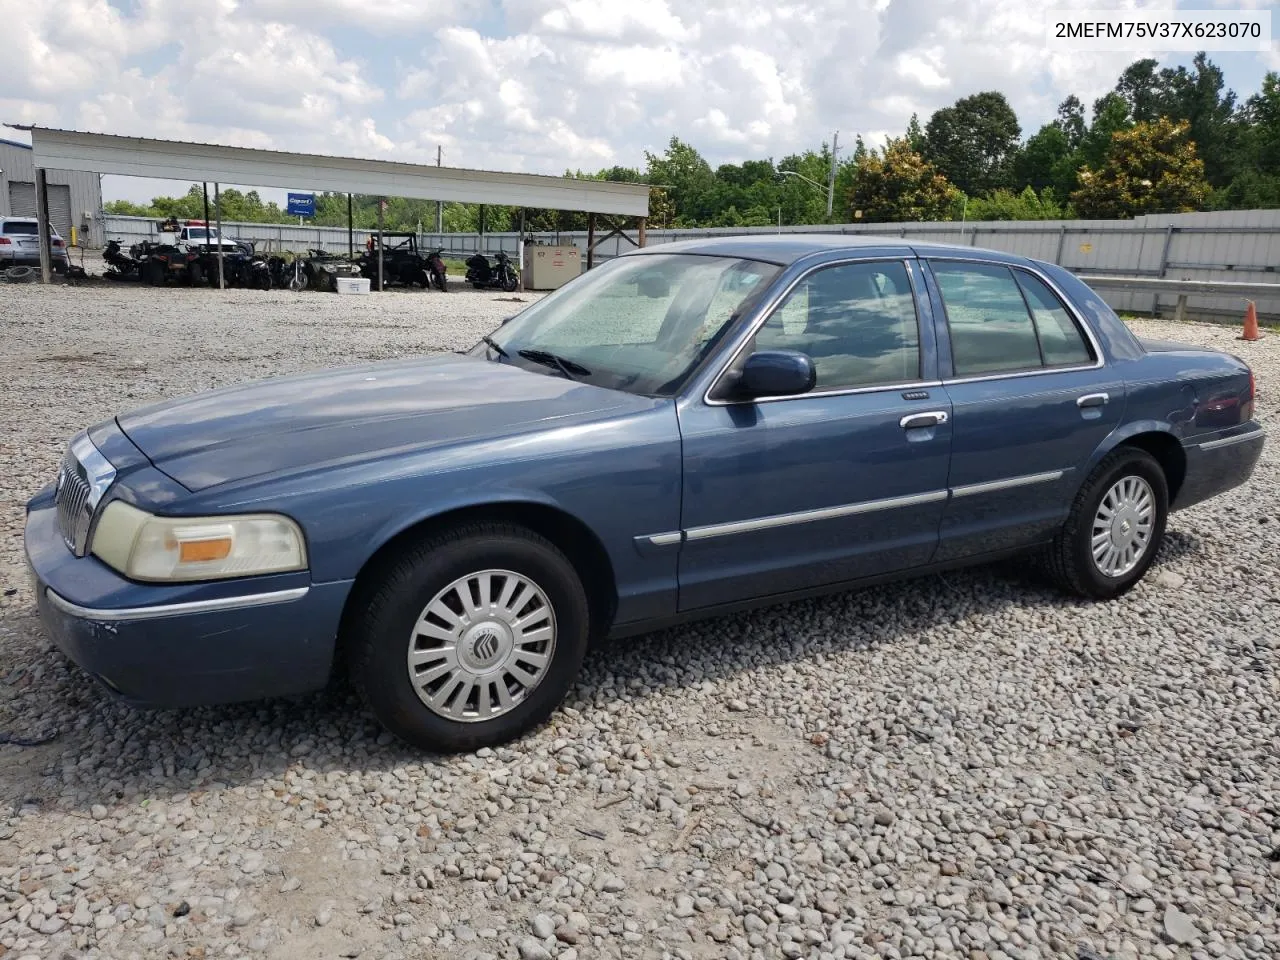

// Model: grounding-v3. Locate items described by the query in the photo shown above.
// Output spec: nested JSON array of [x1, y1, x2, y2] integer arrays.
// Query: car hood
[[117, 354, 650, 492]]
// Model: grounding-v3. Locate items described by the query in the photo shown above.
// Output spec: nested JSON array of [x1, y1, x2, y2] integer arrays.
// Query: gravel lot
[[0, 280, 1276, 960]]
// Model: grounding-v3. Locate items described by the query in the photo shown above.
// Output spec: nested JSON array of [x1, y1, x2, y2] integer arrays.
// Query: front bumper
[[1174, 423, 1265, 511], [24, 499, 352, 707]]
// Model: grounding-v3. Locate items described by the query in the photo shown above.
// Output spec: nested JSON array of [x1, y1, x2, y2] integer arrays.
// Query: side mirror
[[737, 350, 816, 398]]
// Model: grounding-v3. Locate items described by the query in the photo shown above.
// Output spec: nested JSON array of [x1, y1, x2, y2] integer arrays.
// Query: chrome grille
[[52, 434, 117, 557], [55, 454, 92, 553]]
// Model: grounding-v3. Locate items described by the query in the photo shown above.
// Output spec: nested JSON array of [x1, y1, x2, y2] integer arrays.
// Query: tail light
[[52, 239, 64, 248], [1243, 369, 1256, 421], [0, 237, 10, 245]]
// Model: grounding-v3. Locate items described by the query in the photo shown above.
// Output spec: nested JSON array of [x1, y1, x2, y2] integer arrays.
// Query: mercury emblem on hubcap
[[471, 630, 501, 664]]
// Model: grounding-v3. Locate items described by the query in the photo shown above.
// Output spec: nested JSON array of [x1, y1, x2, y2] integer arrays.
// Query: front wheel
[[502, 271, 518, 292], [346, 524, 590, 752], [1045, 447, 1168, 600]]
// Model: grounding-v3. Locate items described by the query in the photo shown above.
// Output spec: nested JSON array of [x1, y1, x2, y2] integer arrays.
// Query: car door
[[674, 257, 953, 611], [923, 258, 1125, 562]]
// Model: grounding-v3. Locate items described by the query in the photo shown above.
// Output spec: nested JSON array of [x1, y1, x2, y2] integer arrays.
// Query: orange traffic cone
[[1239, 300, 1261, 341]]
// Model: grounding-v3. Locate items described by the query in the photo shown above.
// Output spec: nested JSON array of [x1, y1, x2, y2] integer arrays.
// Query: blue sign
[[287, 193, 316, 218]]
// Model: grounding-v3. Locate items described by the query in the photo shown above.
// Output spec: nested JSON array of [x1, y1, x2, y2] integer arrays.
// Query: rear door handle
[[1076, 392, 1109, 408], [900, 410, 949, 430]]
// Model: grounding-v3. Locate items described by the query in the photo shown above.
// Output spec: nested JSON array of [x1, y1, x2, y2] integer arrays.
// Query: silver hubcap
[[406, 569, 556, 723], [1092, 475, 1155, 578]]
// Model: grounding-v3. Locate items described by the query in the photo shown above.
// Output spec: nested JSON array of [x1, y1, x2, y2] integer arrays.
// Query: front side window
[[752, 260, 922, 391], [475, 253, 780, 397]]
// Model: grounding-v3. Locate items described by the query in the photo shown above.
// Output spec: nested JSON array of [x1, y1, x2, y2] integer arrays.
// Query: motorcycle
[[102, 238, 139, 280], [426, 248, 448, 291], [465, 251, 518, 292]]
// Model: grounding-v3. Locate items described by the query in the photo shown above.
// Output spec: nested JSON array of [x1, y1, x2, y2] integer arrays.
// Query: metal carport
[[10, 126, 650, 284]]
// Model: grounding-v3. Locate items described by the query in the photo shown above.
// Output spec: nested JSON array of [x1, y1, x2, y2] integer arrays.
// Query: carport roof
[[11, 126, 650, 217]]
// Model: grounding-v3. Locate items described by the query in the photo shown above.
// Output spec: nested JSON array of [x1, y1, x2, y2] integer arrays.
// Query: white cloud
[[0, 0, 1271, 201]]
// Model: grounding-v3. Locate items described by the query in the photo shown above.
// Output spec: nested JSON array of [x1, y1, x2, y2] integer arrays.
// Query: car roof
[[0, 216, 60, 233], [626, 232, 1031, 267]]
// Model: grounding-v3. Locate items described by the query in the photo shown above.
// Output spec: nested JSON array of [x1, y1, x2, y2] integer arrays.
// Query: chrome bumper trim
[[1198, 429, 1265, 451], [45, 586, 310, 622]]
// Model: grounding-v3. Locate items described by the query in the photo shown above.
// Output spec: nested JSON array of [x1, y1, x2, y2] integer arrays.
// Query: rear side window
[[932, 262, 1093, 377], [1014, 271, 1093, 367], [2, 221, 38, 235], [754, 260, 922, 390]]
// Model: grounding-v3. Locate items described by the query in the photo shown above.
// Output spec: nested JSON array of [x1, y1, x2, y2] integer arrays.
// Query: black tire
[[189, 262, 204, 286], [503, 272, 518, 292], [257, 271, 272, 291], [346, 523, 590, 752], [144, 260, 166, 286], [1044, 447, 1168, 600], [436, 273, 448, 292]]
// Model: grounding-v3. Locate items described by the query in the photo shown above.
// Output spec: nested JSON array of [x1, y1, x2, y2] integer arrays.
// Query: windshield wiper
[[517, 349, 591, 379], [479, 335, 509, 359]]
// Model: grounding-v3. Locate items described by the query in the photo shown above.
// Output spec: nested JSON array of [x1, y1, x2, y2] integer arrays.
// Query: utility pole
[[827, 131, 839, 220], [436, 146, 443, 235]]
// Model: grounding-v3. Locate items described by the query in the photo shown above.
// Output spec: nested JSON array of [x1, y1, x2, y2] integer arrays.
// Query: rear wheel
[[347, 524, 590, 752], [144, 260, 165, 286], [1045, 447, 1168, 599], [189, 262, 204, 286]]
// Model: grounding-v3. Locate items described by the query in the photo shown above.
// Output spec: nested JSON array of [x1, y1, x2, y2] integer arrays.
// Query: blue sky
[[8, 0, 1278, 204]]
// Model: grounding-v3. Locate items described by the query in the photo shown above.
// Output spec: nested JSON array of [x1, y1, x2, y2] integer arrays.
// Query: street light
[[780, 165, 837, 220], [780, 170, 826, 192]]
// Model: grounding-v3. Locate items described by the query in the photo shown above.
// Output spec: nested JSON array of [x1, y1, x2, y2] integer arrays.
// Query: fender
[[1083, 418, 1181, 476], [354, 486, 603, 574]]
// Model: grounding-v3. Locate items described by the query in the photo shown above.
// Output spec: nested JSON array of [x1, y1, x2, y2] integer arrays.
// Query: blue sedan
[[25, 236, 1264, 751]]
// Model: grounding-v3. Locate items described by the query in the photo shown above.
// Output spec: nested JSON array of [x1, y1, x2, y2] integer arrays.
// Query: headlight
[[90, 501, 307, 582]]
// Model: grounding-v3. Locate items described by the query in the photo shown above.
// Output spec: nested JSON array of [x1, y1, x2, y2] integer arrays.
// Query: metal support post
[[214, 183, 225, 290], [35, 169, 53, 284]]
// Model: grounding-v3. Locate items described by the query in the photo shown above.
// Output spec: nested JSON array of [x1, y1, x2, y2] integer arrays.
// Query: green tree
[[1057, 96, 1088, 150], [847, 139, 960, 222], [1071, 119, 1209, 218], [905, 113, 926, 153], [922, 91, 1022, 195], [1115, 59, 1163, 122], [1079, 93, 1133, 170], [1014, 124, 1073, 194], [644, 136, 716, 226], [965, 186, 1069, 221]]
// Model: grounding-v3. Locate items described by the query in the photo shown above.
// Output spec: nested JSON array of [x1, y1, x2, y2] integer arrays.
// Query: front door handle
[[1076, 392, 1110, 408], [900, 410, 949, 430]]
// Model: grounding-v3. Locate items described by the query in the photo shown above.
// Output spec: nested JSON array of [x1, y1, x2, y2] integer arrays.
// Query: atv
[[301, 248, 363, 293], [360, 233, 433, 290]]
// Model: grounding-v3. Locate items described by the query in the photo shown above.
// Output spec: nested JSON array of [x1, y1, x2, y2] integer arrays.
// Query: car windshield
[[473, 254, 780, 397]]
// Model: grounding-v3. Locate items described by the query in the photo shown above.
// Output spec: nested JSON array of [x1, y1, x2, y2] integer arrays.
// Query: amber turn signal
[[178, 537, 234, 563]]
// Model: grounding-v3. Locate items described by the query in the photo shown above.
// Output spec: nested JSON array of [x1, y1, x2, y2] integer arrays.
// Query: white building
[[0, 137, 104, 247]]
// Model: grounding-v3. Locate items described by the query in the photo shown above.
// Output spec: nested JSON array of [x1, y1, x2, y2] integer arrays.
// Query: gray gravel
[[1, 282, 1277, 960]]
